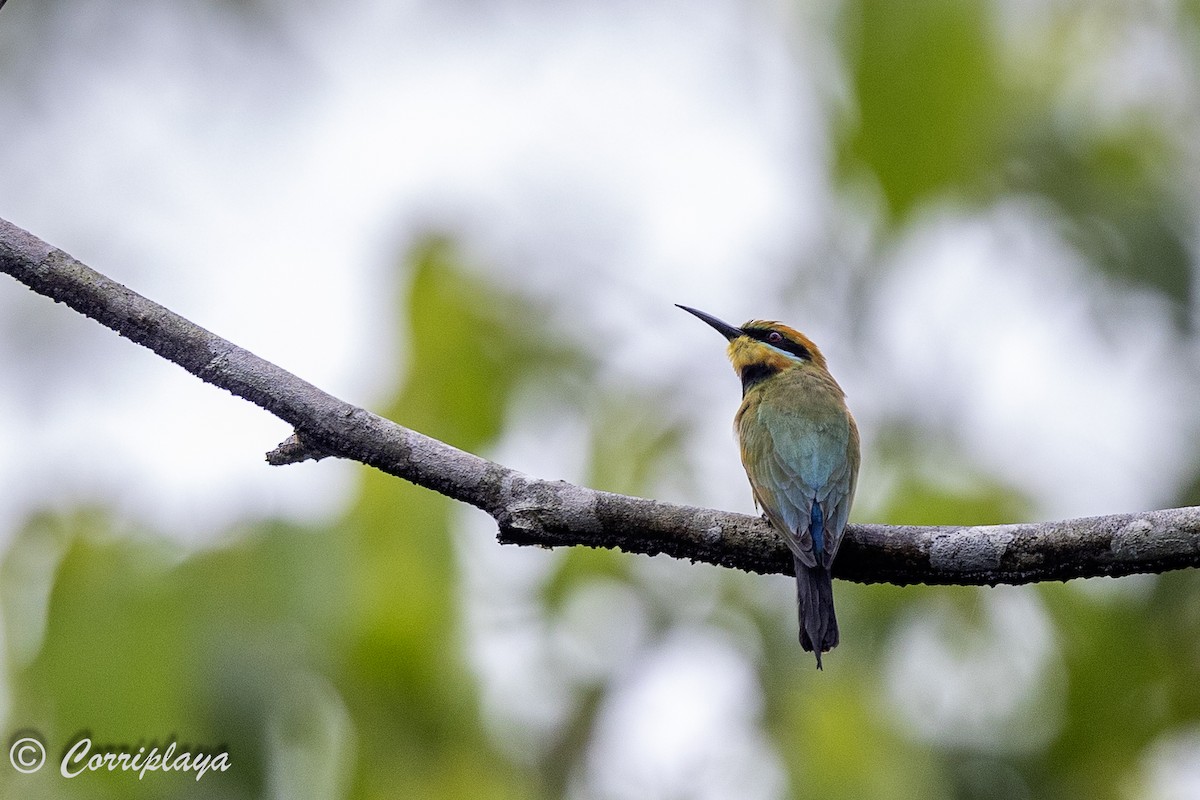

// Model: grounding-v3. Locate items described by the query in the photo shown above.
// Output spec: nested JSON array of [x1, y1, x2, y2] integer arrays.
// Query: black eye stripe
[[744, 327, 811, 361]]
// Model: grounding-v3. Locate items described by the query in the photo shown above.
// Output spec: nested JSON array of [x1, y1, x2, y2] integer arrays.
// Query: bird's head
[[676, 304, 828, 392]]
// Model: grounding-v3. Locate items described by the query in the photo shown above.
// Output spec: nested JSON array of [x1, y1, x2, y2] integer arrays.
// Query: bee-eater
[[678, 305, 860, 669]]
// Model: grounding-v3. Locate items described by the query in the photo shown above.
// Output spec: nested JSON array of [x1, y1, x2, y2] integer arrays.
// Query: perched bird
[[678, 305, 860, 669]]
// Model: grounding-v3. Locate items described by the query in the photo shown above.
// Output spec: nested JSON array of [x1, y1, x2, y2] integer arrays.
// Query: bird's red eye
[[768, 331, 783, 344]]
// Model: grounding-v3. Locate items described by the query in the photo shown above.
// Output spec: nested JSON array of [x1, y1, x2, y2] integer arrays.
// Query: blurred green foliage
[[837, 0, 1194, 324], [838, 0, 1001, 219], [4, 1, 1200, 799], [2, 241, 556, 799], [4, 235, 1199, 800], [1008, 126, 1193, 324]]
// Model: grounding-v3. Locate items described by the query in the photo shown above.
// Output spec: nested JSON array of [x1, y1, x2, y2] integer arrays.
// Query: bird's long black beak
[[675, 304, 743, 342]]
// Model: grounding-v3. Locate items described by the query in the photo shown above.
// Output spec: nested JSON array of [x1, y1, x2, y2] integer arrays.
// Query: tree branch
[[2, 216, 1198, 586]]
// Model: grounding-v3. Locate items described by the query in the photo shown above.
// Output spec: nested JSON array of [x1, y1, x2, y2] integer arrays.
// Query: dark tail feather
[[794, 556, 838, 670]]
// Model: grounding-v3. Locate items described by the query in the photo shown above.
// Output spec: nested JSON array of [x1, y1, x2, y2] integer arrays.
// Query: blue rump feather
[[810, 503, 824, 555]]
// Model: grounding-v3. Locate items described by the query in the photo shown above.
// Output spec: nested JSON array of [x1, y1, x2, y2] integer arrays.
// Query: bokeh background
[[2, 0, 1200, 798]]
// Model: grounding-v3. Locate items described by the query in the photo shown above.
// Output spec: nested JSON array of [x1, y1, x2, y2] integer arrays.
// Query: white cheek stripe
[[766, 342, 807, 362]]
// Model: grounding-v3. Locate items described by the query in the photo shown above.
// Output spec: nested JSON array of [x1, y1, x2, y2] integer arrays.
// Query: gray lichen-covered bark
[[2, 215, 1198, 586]]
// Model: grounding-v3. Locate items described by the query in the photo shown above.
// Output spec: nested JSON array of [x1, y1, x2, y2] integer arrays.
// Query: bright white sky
[[0, 0, 1192, 538], [0, 0, 840, 537], [0, 1, 1197, 797]]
